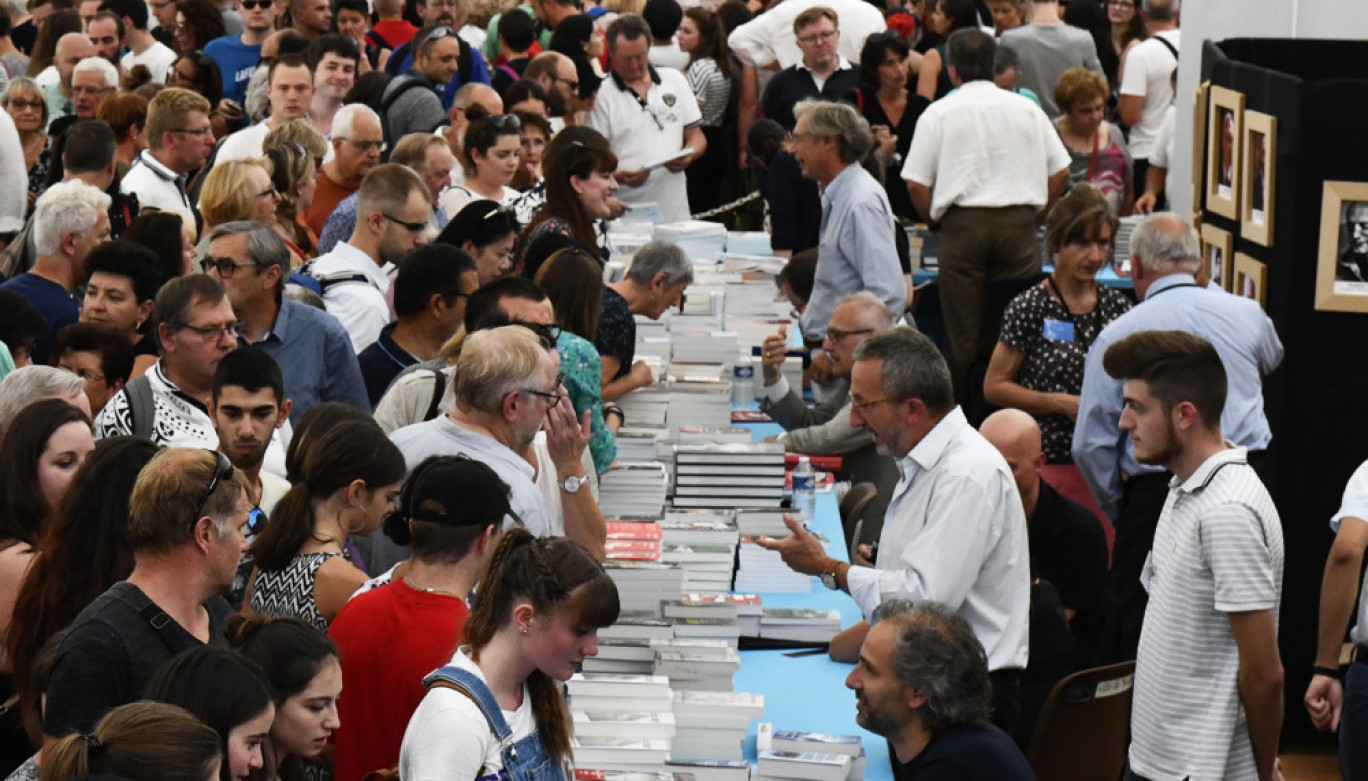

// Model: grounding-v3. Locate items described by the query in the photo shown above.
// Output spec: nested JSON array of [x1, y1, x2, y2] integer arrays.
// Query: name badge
[[1042, 319, 1074, 342]]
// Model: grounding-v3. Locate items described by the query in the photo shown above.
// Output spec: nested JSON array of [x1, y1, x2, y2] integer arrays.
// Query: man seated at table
[[758, 291, 899, 534], [758, 326, 1030, 736], [847, 598, 1033, 779]]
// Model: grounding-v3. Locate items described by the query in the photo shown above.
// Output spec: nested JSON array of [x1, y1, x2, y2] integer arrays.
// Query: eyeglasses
[[194, 450, 235, 526], [1066, 237, 1113, 251], [824, 327, 872, 342], [201, 256, 262, 277], [178, 322, 238, 341], [343, 138, 387, 153], [522, 371, 568, 407], [796, 29, 838, 44], [850, 395, 907, 413], [486, 114, 521, 131], [72, 85, 113, 96], [6, 99, 44, 111], [63, 367, 107, 382], [382, 213, 428, 233], [551, 73, 580, 91], [256, 184, 279, 199], [240, 0, 272, 8], [170, 126, 214, 137], [514, 320, 562, 350]]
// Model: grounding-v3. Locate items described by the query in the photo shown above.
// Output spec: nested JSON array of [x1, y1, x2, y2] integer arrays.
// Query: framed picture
[[1241, 111, 1277, 246], [1192, 81, 1210, 213], [1315, 181, 1368, 313], [1233, 253, 1267, 308], [1201, 223, 1234, 291], [1206, 86, 1245, 220]]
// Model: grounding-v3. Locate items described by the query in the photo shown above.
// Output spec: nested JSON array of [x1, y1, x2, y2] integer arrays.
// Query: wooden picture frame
[[1241, 111, 1277, 246], [1206, 86, 1244, 220], [1200, 223, 1234, 292], [1192, 81, 1210, 213], [1233, 253, 1267, 308], [1315, 181, 1368, 313]]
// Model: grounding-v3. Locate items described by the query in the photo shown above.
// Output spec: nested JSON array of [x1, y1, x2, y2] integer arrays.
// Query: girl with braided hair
[[399, 527, 620, 781]]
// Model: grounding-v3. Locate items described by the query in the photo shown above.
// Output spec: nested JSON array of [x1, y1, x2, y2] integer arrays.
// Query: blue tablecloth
[[732, 420, 893, 781], [913, 263, 1134, 290]]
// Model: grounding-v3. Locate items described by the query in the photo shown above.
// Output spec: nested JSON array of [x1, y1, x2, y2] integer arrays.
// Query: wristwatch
[[820, 561, 842, 591], [561, 474, 586, 494]]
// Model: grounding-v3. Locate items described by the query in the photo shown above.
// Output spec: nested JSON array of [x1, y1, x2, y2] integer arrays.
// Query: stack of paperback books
[[659, 543, 735, 594], [673, 443, 787, 509], [568, 673, 675, 771], [604, 520, 663, 562], [765, 731, 865, 781], [652, 639, 741, 691], [616, 427, 669, 462], [599, 468, 669, 525], [733, 537, 811, 594], [620, 383, 671, 428], [603, 560, 684, 616], [667, 690, 765, 762], [758, 608, 844, 644], [666, 380, 733, 429]]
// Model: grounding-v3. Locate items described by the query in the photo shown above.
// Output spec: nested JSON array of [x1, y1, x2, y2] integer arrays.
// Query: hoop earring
[[342, 503, 366, 535]]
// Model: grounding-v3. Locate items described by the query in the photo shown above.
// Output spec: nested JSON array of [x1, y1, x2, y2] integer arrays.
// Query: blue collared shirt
[[240, 297, 371, 424], [1071, 273, 1284, 521], [800, 162, 906, 341]]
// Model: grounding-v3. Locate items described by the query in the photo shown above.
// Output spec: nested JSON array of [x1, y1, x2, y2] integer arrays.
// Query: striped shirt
[[685, 57, 730, 127], [1129, 446, 1283, 781]]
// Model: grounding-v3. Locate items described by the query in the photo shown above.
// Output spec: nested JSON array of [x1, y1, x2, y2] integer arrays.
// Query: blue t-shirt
[[390, 41, 490, 110], [204, 35, 262, 109], [0, 273, 79, 365]]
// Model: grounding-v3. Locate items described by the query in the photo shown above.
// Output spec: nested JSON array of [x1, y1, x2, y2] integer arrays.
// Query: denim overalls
[[422, 666, 567, 781]]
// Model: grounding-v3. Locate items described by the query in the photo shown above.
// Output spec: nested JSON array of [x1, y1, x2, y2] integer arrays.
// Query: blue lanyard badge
[[1042, 319, 1075, 342]]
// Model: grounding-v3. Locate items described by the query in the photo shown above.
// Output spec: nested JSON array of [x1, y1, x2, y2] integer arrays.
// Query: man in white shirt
[[106, 0, 178, 83], [308, 163, 430, 352], [585, 13, 704, 223], [121, 87, 215, 228], [758, 326, 1030, 735], [902, 28, 1069, 403], [1117, 0, 1179, 203], [1103, 329, 1283, 781], [215, 54, 318, 164]]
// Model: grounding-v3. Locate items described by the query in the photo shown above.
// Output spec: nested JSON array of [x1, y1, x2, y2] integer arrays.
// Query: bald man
[[981, 408, 1109, 669], [44, 33, 97, 122]]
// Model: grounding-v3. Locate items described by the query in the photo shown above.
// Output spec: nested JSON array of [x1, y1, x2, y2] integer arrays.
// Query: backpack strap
[[1151, 33, 1178, 62], [366, 28, 392, 50], [124, 373, 155, 440], [424, 368, 446, 422], [110, 582, 198, 657], [458, 39, 473, 86]]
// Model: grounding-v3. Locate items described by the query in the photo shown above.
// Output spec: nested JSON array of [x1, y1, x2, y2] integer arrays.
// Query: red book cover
[[784, 453, 842, 471], [731, 410, 774, 423], [605, 520, 663, 541]]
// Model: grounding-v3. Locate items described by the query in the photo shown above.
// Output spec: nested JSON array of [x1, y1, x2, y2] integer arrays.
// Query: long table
[[733, 419, 892, 781]]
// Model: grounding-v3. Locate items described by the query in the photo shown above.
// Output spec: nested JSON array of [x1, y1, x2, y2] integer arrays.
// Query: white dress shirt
[[310, 241, 392, 353]]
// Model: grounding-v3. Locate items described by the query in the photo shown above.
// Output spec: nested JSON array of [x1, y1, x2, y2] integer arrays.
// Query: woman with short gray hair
[[596, 240, 693, 403]]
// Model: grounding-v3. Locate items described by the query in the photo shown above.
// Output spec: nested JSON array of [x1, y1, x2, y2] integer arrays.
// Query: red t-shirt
[[303, 172, 357, 238], [369, 20, 418, 50], [328, 578, 469, 781]]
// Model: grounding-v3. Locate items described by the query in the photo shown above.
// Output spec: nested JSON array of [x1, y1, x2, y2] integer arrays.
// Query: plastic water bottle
[[732, 354, 754, 407], [792, 456, 816, 520]]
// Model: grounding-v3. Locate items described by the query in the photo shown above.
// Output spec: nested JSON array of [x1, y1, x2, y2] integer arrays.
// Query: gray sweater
[[1000, 23, 1104, 120]]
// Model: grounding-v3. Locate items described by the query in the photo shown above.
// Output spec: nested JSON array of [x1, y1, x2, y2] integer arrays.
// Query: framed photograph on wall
[[1201, 223, 1234, 291], [1206, 86, 1245, 220], [1192, 81, 1210, 213], [1315, 181, 1368, 313], [1233, 253, 1267, 308], [1242, 111, 1277, 246]]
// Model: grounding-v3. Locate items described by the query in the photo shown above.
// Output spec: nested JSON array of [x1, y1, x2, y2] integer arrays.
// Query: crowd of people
[[0, 0, 1352, 778]]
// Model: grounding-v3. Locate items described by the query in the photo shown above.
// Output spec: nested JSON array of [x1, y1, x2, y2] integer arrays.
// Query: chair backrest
[[1026, 660, 1136, 781], [839, 481, 878, 557]]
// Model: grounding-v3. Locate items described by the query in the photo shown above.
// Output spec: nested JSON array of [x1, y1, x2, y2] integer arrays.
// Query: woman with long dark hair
[[677, 6, 731, 214], [516, 127, 618, 269], [852, 32, 926, 221], [400, 528, 620, 779], [436, 200, 519, 286], [247, 419, 405, 630]]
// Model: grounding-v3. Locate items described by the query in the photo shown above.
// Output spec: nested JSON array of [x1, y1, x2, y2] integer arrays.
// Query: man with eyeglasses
[[757, 325, 1031, 739], [522, 51, 579, 120], [758, 292, 901, 532], [208, 347, 292, 607], [387, 0, 491, 110], [38, 33, 94, 125], [214, 54, 322, 165], [121, 87, 214, 228], [381, 24, 468, 143], [204, 220, 369, 423], [204, 0, 283, 124], [587, 13, 703, 223], [69, 58, 117, 121], [42, 447, 246, 743], [104, 0, 178, 83], [308, 163, 431, 352], [759, 7, 859, 132], [304, 102, 385, 236]]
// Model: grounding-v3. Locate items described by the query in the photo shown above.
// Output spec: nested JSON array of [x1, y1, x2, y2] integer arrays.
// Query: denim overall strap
[[422, 666, 515, 743]]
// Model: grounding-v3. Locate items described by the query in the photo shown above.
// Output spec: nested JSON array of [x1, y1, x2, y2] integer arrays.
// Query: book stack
[[725, 231, 773, 256], [652, 221, 728, 260], [584, 637, 657, 675], [758, 608, 843, 644], [672, 426, 752, 445], [668, 690, 765, 762], [616, 427, 670, 462], [666, 380, 733, 429], [653, 643, 741, 692], [771, 731, 865, 781], [673, 443, 787, 509], [660, 510, 739, 546], [598, 613, 674, 644], [605, 520, 663, 559], [734, 536, 811, 594], [669, 616, 741, 647], [666, 362, 728, 382], [673, 593, 762, 635], [568, 674, 675, 772], [662, 761, 750, 781], [659, 544, 735, 594], [735, 509, 800, 538], [669, 332, 739, 366], [575, 770, 691, 781], [755, 751, 852, 781], [603, 560, 685, 616], [663, 597, 740, 631], [668, 313, 725, 333], [620, 384, 671, 427], [599, 464, 669, 519]]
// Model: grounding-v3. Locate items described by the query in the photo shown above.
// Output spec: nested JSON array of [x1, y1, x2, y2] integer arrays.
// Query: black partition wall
[[1201, 37, 1368, 745]]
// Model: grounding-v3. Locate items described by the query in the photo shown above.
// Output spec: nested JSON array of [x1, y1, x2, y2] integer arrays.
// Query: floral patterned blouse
[[558, 330, 616, 473]]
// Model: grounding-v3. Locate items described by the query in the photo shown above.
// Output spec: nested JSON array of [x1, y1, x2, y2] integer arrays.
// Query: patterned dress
[[998, 281, 1133, 463], [249, 551, 348, 631], [557, 330, 616, 473]]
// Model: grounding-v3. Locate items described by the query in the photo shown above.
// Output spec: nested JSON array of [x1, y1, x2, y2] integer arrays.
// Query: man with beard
[[381, 25, 464, 142], [756, 326, 1030, 736], [385, 0, 490, 109], [1073, 214, 1283, 660], [844, 599, 1033, 779], [308, 164, 431, 352], [209, 347, 291, 606], [1102, 330, 1283, 781]]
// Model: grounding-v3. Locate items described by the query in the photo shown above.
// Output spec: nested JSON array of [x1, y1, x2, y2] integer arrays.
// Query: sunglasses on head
[[193, 450, 234, 527], [486, 114, 521, 131], [515, 320, 562, 350]]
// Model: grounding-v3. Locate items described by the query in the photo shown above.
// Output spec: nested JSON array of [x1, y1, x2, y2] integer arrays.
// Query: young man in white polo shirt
[[121, 87, 215, 229], [1104, 329, 1283, 781], [585, 13, 704, 223]]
